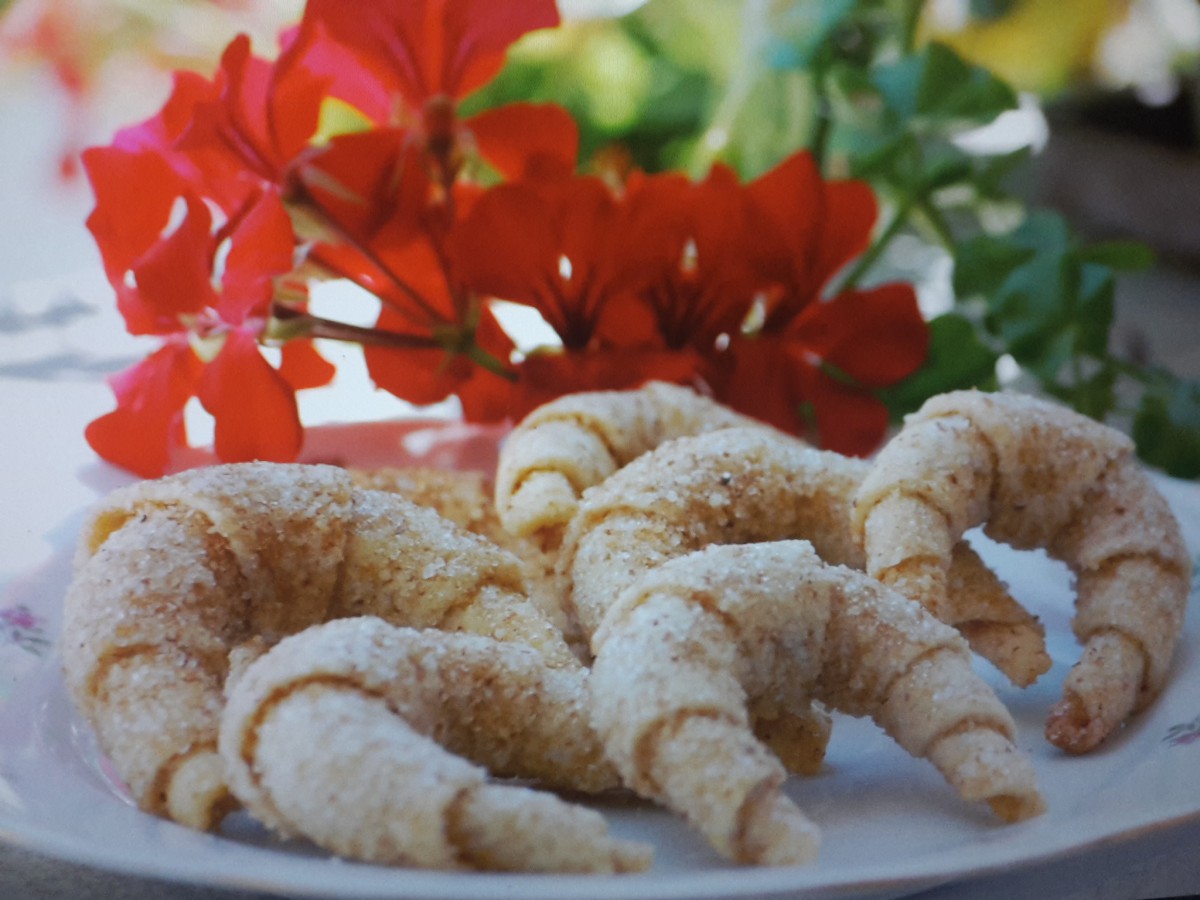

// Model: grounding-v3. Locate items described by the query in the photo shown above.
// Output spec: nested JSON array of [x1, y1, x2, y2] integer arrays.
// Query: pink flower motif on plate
[[0, 604, 52, 656]]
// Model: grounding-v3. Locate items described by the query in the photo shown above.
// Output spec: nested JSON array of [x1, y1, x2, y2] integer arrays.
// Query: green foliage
[[464, 5, 739, 173], [871, 41, 1018, 125], [761, 0, 1197, 476], [958, 214, 1117, 379], [1134, 380, 1200, 479]]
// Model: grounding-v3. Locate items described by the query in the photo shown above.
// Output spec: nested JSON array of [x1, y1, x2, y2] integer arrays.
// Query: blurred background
[[4, 0, 1199, 264]]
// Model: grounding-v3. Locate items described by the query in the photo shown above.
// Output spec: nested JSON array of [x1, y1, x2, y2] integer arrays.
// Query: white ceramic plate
[[1, 418, 1198, 900]]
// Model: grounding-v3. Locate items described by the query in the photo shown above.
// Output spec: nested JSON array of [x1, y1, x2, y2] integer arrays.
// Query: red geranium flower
[[82, 149, 333, 475], [618, 165, 784, 352], [747, 151, 878, 324], [716, 152, 928, 454], [293, 0, 568, 185], [358, 235, 518, 422], [447, 172, 710, 415], [284, 0, 581, 419], [179, 33, 328, 207], [450, 174, 637, 348], [294, 127, 529, 419], [464, 164, 783, 416], [78, 3, 934, 476], [296, 0, 559, 116], [722, 285, 928, 455], [297, 130, 452, 315], [106, 32, 332, 216]]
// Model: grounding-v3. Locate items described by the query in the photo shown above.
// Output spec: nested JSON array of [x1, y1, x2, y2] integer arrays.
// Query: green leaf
[[960, 212, 1118, 382], [972, 146, 1034, 199], [1132, 379, 1200, 479], [764, 0, 859, 69], [920, 146, 974, 190], [1042, 364, 1118, 421], [1008, 209, 1074, 253], [845, 131, 918, 180], [1077, 368, 1118, 420], [1077, 241, 1156, 272], [1024, 327, 1077, 382], [952, 233, 1035, 298], [870, 41, 1018, 127], [1075, 263, 1116, 358], [880, 312, 999, 416]]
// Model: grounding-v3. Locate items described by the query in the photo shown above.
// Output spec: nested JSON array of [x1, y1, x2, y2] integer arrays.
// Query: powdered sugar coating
[[219, 617, 645, 872], [559, 429, 1045, 864], [853, 389, 1192, 752], [60, 462, 596, 838]]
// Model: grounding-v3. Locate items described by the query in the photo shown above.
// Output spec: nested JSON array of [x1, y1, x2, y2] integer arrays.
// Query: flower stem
[[899, 0, 926, 54], [809, 59, 833, 170], [914, 194, 955, 249], [291, 191, 452, 328], [837, 194, 915, 292], [685, 0, 770, 177], [268, 307, 517, 381], [464, 341, 517, 380], [268, 306, 438, 350], [1107, 352, 1176, 389]]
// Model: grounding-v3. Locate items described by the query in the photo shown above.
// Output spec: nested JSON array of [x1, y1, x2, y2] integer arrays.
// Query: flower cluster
[[82, 0, 929, 477]]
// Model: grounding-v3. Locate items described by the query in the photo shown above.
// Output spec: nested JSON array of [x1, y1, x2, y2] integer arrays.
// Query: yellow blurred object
[[920, 0, 1131, 95]]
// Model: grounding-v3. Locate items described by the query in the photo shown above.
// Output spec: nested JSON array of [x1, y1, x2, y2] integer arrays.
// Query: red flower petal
[[510, 347, 706, 422], [748, 151, 878, 321], [129, 194, 218, 330], [312, 223, 461, 332], [449, 176, 628, 347], [278, 340, 337, 391], [85, 342, 202, 478], [788, 283, 929, 387], [448, 181, 565, 305], [180, 34, 328, 208], [299, 128, 428, 251], [277, 20, 393, 125], [802, 371, 892, 457], [219, 189, 297, 326], [616, 170, 692, 275], [196, 329, 304, 463], [369, 344, 470, 406], [613, 167, 778, 352], [176, 36, 274, 206], [364, 304, 515, 413], [711, 336, 802, 437], [266, 32, 339, 165], [82, 147, 186, 291], [746, 151, 823, 279], [112, 69, 216, 161], [299, 0, 559, 109], [465, 103, 578, 180], [588, 288, 668, 349], [717, 333, 894, 455]]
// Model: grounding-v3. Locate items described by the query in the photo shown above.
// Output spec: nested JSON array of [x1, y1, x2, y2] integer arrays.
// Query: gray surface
[[909, 815, 1200, 900], [0, 842, 273, 900], [3, 817, 1199, 900]]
